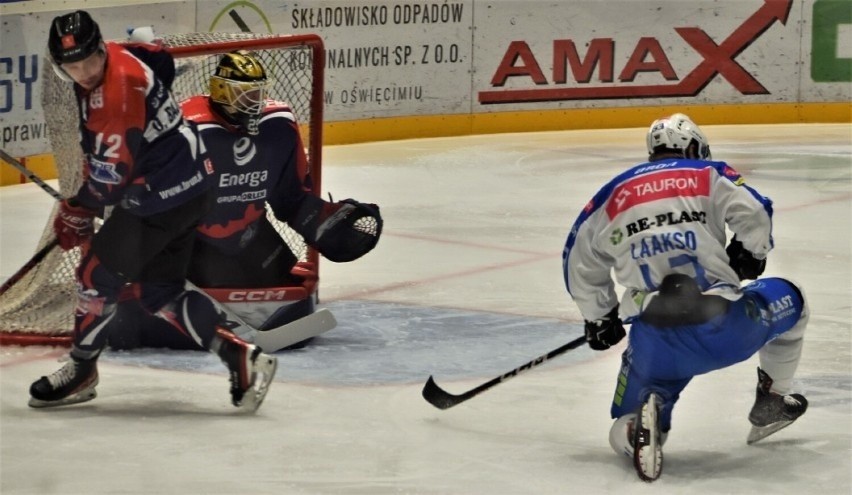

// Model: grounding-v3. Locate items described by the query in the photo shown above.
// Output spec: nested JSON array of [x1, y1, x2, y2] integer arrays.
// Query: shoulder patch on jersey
[[181, 96, 220, 124], [263, 99, 293, 113], [718, 163, 746, 185]]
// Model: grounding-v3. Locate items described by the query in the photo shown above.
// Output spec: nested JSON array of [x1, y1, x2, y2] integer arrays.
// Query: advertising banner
[[472, 0, 805, 111], [0, 0, 848, 158], [196, 1, 474, 122]]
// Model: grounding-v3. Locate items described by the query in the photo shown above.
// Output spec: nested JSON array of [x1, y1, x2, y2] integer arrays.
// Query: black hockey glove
[[726, 236, 766, 280], [584, 306, 626, 351]]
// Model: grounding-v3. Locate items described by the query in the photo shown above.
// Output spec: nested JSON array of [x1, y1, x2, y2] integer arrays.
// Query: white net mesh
[[0, 33, 324, 340]]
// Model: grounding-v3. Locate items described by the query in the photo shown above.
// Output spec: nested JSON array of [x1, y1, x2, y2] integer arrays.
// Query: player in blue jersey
[[29, 11, 277, 411], [108, 50, 381, 350], [562, 114, 809, 481]]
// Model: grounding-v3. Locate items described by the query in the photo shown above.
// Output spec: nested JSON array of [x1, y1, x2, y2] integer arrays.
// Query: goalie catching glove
[[291, 195, 382, 262], [53, 198, 96, 250]]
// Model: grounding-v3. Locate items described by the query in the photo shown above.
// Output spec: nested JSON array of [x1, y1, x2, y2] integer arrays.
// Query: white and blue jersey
[[562, 157, 774, 321], [562, 157, 808, 432]]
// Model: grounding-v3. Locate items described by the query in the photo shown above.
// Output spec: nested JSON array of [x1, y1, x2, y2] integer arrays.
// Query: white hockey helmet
[[646, 113, 711, 160]]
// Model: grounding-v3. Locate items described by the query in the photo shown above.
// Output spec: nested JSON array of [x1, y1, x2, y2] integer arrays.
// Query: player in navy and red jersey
[[180, 52, 316, 291], [562, 114, 809, 481], [111, 51, 382, 350], [29, 11, 277, 411]]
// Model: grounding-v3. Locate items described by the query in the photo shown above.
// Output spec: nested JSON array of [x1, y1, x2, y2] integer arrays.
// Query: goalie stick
[[422, 335, 587, 409], [1, 153, 337, 352], [188, 280, 337, 352]]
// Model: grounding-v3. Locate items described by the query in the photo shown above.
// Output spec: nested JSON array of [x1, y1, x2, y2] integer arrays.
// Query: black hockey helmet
[[48, 10, 103, 65]]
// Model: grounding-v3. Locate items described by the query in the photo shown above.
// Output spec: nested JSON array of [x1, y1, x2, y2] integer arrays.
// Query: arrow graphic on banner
[[478, 0, 793, 104]]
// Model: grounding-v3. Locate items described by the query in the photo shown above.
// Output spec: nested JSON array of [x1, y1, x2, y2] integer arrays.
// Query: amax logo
[[479, 0, 792, 104]]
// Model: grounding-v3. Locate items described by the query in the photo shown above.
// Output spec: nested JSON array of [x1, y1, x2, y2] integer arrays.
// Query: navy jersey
[[180, 95, 312, 255], [73, 42, 213, 215]]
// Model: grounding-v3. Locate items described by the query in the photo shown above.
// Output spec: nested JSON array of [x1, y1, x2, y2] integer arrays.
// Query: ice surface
[[1, 124, 850, 494]]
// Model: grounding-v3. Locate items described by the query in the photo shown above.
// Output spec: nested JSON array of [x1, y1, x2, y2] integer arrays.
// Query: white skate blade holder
[[634, 393, 663, 482], [236, 353, 278, 413], [747, 420, 794, 445]]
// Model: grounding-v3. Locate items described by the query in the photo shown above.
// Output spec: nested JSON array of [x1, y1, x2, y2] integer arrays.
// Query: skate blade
[[633, 394, 663, 482], [28, 389, 97, 409], [237, 354, 278, 413], [747, 420, 793, 445]]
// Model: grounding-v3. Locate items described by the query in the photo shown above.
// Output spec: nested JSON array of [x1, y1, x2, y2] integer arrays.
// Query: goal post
[[0, 33, 325, 346]]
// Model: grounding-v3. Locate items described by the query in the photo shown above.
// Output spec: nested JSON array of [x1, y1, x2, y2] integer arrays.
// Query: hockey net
[[0, 33, 325, 346]]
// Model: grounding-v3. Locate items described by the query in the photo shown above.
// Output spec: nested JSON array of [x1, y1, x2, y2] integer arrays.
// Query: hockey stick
[[0, 151, 64, 296], [0, 238, 60, 296], [254, 308, 337, 352], [0, 148, 63, 201], [422, 335, 587, 409], [186, 281, 338, 353]]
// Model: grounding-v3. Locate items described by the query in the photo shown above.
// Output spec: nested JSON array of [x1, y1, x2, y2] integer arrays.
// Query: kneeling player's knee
[[777, 277, 809, 338]]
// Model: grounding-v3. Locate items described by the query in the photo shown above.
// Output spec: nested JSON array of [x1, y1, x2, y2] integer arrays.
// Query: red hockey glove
[[53, 199, 95, 250]]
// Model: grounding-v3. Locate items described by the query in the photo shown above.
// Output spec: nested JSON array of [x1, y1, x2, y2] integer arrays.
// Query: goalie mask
[[646, 113, 712, 160], [210, 51, 268, 135]]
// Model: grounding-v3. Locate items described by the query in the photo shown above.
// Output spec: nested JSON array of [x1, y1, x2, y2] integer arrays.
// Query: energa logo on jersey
[[234, 137, 257, 166], [219, 170, 268, 188]]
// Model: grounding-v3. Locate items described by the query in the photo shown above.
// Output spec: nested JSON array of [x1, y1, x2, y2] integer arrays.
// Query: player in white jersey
[[562, 114, 809, 482]]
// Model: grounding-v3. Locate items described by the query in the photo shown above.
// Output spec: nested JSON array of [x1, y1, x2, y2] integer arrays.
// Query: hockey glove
[[726, 236, 766, 280], [584, 306, 626, 351], [291, 196, 383, 263], [53, 198, 95, 250]]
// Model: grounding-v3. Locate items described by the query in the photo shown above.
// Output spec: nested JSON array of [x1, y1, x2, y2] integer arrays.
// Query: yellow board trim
[[3, 102, 850, 185]]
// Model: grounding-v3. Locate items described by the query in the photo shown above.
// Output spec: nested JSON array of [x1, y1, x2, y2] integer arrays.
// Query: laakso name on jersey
[[626, 210, 707, 236], [219, 170, 269, 188], [630, 230, 697, 260], [217, 190, 268, 204]]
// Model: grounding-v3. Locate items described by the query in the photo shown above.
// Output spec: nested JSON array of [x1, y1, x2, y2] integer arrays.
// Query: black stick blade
[[422, 375, 463, 410]]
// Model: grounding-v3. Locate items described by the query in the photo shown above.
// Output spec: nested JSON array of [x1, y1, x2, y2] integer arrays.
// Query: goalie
[[110, 50, 382, 350]]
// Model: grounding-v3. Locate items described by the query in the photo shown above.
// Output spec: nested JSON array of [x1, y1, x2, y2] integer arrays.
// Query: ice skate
[[633, 392, 663, 482], [218, 335, 278, 412], [29, 356, 99, 408], [747, 367, 808, 445]]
